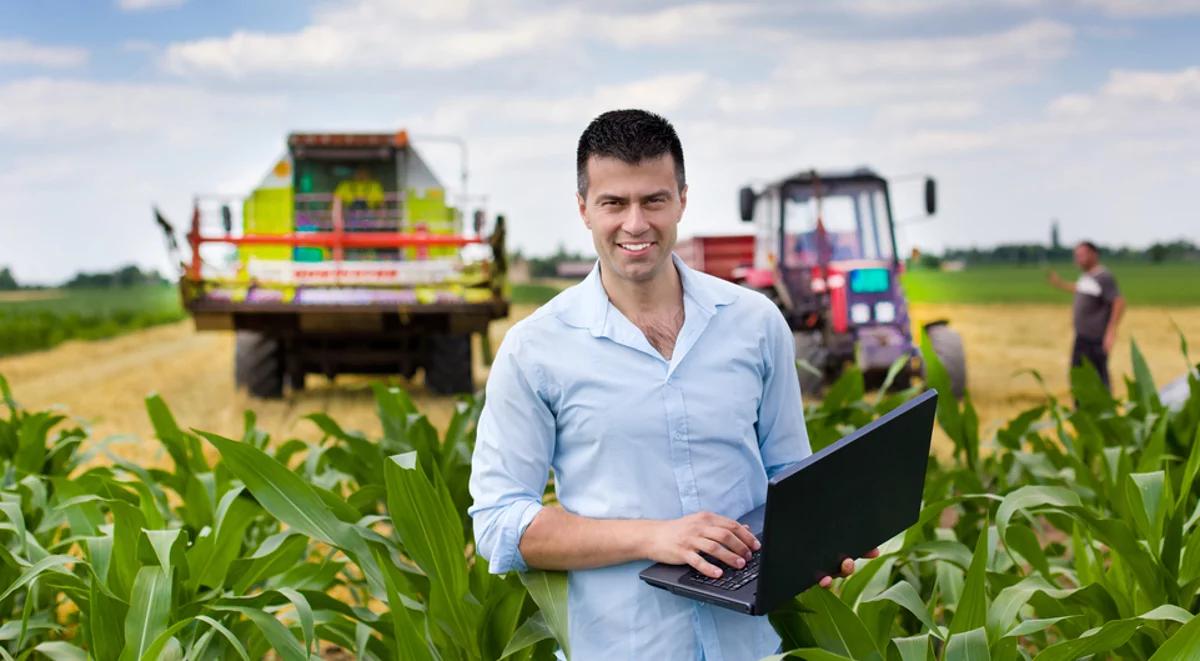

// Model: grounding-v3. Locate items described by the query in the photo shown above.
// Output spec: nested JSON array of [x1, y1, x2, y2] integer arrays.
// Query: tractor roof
[[774, 167, 886, 189], [287, 131, 409, 148]]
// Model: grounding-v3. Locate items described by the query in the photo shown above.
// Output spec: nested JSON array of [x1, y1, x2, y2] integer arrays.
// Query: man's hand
[[646, 511, 760, 578], [817, 548, 881, 589], [1103, 327, 1117, 354], [1046, 269, 1063, 286]]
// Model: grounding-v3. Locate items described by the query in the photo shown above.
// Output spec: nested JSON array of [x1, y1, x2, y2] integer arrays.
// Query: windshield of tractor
[[782, 182, 893, 268]]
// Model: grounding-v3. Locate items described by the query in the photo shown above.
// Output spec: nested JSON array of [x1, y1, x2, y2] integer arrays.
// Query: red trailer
[[675, 235, 754, 282]]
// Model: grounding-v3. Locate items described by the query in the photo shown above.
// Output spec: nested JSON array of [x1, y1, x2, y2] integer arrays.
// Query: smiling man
[[468, 110, 854, 660]]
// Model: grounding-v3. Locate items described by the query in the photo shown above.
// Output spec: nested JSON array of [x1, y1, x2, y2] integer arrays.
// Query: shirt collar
[[556, 253, 736, 335]]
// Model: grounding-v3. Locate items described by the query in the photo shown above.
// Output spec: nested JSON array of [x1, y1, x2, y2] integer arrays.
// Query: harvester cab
[[737, 168, 965, 396]]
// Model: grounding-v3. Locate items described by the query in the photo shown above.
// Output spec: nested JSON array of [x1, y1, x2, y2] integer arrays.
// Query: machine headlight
[[875, 301, 896, 323], [850, 303, 871, 324]]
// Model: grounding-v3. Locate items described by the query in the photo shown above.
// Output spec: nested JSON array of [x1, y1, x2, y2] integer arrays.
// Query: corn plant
[[767, 333, 1200, 660], [0, 376, 562, 660]]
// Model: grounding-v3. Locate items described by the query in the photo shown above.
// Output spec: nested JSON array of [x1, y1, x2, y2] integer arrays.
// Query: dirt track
[[1, 302, 1197, 466]]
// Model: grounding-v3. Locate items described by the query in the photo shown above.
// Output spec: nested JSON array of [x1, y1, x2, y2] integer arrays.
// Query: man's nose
[[620, 205, 650, 235]]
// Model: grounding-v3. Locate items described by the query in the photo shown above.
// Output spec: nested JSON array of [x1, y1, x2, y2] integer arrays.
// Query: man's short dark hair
[[1078, 240, 1099, 254], [576, 109, 685, 197]]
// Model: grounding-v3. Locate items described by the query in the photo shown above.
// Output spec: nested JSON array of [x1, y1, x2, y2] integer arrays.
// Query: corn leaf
[[119, 566, 172, 661], [519, 569, 570, 660], [944, 627, 989, 661], [1149, 609, 1200, 659], [798, 586, 884, 660], [949, 526, 990, 635], [385, 451, 481, 656]]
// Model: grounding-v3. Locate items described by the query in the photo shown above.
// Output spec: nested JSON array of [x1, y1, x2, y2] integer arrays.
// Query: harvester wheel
[[793, 331, 827, 398], [235, 331, 285, 399], [924, 322, 967, 398], [425, 333, 474, 395]]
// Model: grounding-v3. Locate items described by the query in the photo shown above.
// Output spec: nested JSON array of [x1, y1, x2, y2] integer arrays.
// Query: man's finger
[[709, 526, 752, 560], [730, 522, 761, 552], [686, 551, 722, 579], [699, 538, 746, 570], [840, 557, 855, 577]]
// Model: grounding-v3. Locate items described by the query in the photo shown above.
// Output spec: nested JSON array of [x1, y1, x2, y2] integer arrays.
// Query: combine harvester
[[678, 168, 966, 396], [157, 131, 508, 397]]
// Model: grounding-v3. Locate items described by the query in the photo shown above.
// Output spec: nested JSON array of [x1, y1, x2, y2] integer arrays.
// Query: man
[[333, 165, 385, 210], [1048, 240, 1125, 389], [469, 110, 866, 660]]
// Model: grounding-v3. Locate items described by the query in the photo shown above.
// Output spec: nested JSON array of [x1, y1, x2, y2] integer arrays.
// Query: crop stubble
[[0, 302, 1196, 466]]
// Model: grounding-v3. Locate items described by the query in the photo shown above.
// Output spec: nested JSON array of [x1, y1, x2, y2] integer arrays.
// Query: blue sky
[[2, 0, 1198, 283]]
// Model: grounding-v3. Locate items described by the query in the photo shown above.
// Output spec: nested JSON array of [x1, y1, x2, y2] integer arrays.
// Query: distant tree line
[[64, 264, 169, 289], [511, 245, 592, 279], [920, 239, 1199, 268], [0, 267, 17, 291]]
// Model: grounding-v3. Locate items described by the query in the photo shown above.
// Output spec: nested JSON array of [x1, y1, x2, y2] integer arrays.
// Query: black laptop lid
[[755, 389, 938, 613]]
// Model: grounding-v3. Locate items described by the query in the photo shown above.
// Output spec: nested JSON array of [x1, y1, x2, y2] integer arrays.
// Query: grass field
[[0, 285, 185, 356], [902, 260, 1200, 305]]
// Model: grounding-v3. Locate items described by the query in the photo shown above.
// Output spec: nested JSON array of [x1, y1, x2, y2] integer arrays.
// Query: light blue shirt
[[468, 254, 812, 661]]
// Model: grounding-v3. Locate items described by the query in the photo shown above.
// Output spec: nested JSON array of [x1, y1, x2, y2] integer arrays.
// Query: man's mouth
[[617, 241, 655, 253]]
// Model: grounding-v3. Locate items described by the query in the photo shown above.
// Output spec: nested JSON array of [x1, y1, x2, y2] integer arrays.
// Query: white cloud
[[0, 78, 284, 142], [0, 38, 89, 69], [160, 0, 758, 78], [117, 0, 187, 11], [832, 0, 1200, 16], [1103, 67, 1200, 102], [1075, 0, 1200, 16], [716, 19, 1074, 115]]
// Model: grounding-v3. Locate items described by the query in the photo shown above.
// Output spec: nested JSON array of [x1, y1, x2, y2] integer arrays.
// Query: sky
[[1, 0, 1198, 284]]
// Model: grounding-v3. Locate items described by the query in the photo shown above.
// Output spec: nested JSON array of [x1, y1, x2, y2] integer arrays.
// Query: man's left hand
[[1103, 328, 1117, 354], [818, 548, 881, 589]]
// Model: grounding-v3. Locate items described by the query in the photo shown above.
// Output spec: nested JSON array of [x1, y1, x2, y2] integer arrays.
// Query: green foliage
[[0, 377, 562, 660], [4, 324, 1200, 659], [769, 328, 1200, 660], [901, 261, 1200, 305], [0, 285, 185, 356]]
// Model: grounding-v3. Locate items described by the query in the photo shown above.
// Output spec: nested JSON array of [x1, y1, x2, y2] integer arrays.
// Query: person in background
[[1048, 240, 1125, 390], [334, 166, 384, 211]]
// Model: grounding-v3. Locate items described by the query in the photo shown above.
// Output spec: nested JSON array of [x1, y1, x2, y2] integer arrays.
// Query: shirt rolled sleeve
[[757, 307, 813, 479], [468, 332, 555, 574]]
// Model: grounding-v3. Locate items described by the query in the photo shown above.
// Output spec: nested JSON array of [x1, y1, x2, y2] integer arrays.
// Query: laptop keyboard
[[683, 550, 761, 591]]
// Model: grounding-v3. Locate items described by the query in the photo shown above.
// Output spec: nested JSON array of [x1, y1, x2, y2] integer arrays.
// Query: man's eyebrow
[[594, 193, 629, 203], [640, 189, 672, 201]]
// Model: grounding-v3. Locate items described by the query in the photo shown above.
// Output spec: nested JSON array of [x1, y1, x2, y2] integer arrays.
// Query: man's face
[[577, 154, 686, 285], [1074, 244, 1096, 270]]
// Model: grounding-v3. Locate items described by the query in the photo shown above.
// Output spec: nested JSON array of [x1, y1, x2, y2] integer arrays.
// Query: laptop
[[639, 388, 938, 615]]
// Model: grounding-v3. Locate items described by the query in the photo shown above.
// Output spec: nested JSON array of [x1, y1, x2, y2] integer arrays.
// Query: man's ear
[[679, 185, 688, 215], [577, 192, 590, 229]]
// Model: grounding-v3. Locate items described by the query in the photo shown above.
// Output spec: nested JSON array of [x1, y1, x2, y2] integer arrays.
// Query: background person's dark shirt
[[1073, 267, 1119, 341]]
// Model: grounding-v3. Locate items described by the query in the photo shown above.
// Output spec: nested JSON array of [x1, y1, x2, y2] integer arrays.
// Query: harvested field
[[1, 300, 1196, 466], [0, 290, 65, 302]]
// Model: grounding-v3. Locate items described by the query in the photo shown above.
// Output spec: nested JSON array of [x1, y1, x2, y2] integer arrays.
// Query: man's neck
[[600, 261, 683, 320]]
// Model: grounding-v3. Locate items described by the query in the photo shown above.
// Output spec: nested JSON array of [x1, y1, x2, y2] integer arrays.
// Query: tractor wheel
[[793, 331, 827, 398], [235, 331, 285, 399], [425, 333, 474, 395], [924, 322, 967, 398]]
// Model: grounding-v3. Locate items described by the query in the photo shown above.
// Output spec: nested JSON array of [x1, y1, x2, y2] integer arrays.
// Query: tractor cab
[[737, 168, 960, 394]]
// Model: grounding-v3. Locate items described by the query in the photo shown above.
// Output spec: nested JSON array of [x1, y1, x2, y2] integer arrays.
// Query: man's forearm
[[1106, 297, 1126, 337], [518, 506, 656, 571]]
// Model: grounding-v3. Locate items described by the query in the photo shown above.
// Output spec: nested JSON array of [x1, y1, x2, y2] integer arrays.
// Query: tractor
[[680, 167, 966, 396]]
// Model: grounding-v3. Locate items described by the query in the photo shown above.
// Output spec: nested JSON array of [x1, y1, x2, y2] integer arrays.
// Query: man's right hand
[[646, 511, 760, 578]]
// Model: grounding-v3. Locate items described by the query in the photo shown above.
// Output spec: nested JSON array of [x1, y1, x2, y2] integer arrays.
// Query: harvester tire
[[793, 331, 827, 398], [925, 322, 967, 398], [235, 331, 285, 399], [425, 333, 474, 395]]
